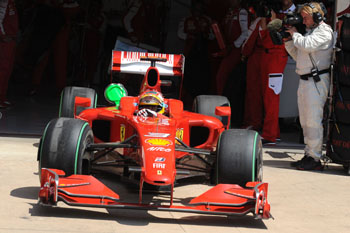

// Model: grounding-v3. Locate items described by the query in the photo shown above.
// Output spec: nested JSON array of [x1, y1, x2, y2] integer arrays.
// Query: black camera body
[[269, 11, 305, 45], [269, 2, 328, 45]]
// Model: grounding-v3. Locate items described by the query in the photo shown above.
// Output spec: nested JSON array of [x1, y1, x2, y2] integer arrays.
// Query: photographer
[[285, 2, 334, 170]]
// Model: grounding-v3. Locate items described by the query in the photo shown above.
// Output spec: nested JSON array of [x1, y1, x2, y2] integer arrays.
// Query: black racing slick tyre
[[39, 117, 93, 176], [59, 86, 97, 117], [193, 95, 230, 126], [216, 129, 263, 187]]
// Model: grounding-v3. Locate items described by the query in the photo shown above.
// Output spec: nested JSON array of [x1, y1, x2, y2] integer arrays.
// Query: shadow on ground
[[10, 186, 39, 200], [11, 177, 268, 229], [263, 151, 350, 177], [27, 203, 267, 229]]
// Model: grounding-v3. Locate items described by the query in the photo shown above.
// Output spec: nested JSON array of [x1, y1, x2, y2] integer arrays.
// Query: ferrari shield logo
[[157, 170, 162, 175], [176, 128, 184, 144], [120, 124, 125, 142]]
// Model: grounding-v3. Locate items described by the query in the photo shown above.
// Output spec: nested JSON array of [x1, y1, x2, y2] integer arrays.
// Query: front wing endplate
[[39, 168, 271, 219]]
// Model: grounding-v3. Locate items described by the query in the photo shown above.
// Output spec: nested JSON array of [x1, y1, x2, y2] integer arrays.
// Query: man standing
[[177, 1, 214, 108], [214, 0, 248, 95], [0, 0, 18, 108], [285, 2, 333, 170], [259, 15, 288, 145], [242, 0, 294, 144], [123, 0, 161, 46], [241, 14, 264, 132]]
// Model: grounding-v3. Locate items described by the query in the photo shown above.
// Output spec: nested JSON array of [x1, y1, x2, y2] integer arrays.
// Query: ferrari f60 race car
[[38, 51, 271, 219]]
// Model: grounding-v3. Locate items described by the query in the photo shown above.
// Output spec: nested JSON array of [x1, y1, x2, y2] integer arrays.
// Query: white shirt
[[285, 22, 334, 75]]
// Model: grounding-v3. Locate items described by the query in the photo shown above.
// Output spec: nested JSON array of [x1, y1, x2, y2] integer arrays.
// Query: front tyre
[[39, 118, 93, 176], [216, 129, 262, 187]]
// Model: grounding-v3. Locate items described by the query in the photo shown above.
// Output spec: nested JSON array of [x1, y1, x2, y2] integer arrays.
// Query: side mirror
[[74, 96, 91, 117], [74, 97, 91, 108], [215, 106, 231, 130]]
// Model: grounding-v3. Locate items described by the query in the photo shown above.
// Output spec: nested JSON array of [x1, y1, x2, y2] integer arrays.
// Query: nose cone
[[143, 170, 173, 186], [142, 139, 176, 186], [133, 117, 177, 186]]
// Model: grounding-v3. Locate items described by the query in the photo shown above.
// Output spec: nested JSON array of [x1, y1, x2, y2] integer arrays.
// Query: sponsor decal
[[147, 147, 171, 152], [120, 124, 125, 141], [332, 139, 350, 149], [158, 118, 170, 125], [145, 138, 172, 146], [175, 128, 184, 144], [145, 132, 170, 138], [112, 51, 184, 76], [157, 170, 162, 175], [154, 157, 166, 162], [153, 163, 166, 169]]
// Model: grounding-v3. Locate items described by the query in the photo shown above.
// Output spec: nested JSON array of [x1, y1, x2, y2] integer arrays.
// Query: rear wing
[[111, 51, 185, 76]]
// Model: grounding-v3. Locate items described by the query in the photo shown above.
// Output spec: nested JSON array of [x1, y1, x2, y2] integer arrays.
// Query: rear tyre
[[39, 117, 93, 176], [193, 95, 230, 126], [192, 95, 230, 147], [216, 129, 263, 187], [59, 86, 97, 117]]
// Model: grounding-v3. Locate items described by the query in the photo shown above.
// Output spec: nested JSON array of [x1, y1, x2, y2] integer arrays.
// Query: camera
[[269, 2, 328, 45], [269, 11, 305, 45]]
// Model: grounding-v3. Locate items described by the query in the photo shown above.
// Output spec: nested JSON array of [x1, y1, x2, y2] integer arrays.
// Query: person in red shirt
[[259, 13, 288, 145], [123, 0, 161, 46], [0, 0, 18, 108], [177, 1, 214, 108], [214, 0, 249, 95], [177, 1, 213, 57], [19, 0, 79, 96], [241, 15, 265, 132], [242, 0, 294, 144], [259, 1, 295, 144]]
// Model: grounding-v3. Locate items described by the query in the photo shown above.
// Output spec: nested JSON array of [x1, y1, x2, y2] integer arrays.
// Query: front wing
[[39, 168, 272, 219]]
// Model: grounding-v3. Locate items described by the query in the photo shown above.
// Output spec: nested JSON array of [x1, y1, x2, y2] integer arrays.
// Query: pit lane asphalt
[[1, 136, 350, 233]]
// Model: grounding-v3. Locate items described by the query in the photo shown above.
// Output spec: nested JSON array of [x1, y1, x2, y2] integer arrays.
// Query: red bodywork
[[39, 51, 271, 219]]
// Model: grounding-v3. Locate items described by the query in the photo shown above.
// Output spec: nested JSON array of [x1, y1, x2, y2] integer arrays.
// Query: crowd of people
[[0, 0, 336, 170], [177, 0, 335, 171]]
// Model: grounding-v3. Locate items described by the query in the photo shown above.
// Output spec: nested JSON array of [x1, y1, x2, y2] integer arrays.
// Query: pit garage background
[[0, 0, 348, 144]]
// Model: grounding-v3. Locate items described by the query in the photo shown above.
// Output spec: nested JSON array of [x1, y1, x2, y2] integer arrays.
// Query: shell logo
[[145, 138, 173, 146]]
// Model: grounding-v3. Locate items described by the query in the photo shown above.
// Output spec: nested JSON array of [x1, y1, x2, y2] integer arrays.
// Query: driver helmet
[[138, 91, 165, 114]]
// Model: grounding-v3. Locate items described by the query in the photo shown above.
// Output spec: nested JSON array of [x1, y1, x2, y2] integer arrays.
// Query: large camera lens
[[285, 14, 303, 25]]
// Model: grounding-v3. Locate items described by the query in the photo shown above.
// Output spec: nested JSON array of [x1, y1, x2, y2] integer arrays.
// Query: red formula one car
[[38, 51, 271, 219]]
